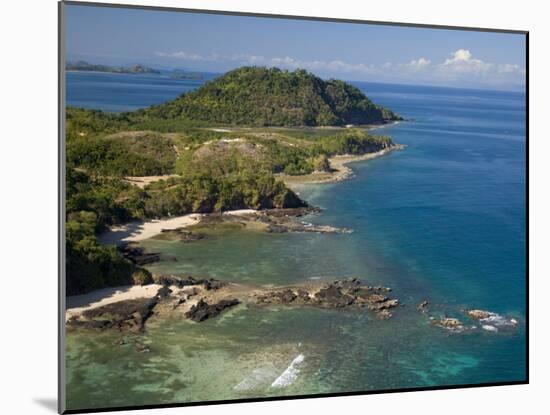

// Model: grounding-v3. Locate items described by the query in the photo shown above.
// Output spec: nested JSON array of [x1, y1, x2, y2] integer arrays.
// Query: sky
[[65, 4, 527, 91]]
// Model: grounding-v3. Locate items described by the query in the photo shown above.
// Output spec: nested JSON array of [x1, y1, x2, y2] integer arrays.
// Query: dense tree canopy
[[138, 67, 402, 126]]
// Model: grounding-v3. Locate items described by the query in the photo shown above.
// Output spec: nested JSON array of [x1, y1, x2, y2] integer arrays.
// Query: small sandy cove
[[65, 284, 163, 321], [98, 214, 202, 245], [98, 209, 257, 246]]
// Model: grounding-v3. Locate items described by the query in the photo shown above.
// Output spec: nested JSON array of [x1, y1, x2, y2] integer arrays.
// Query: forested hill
[[138, 66, 402, 127]]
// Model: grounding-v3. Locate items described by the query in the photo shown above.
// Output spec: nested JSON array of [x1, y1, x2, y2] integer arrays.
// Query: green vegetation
[[65, 66, 401, 295], [67, 132, 177, 176], [66, 169, 149, 295], [137, 67, 402, 126]]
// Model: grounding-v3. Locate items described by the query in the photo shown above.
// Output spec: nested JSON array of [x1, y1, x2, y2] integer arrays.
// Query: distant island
[[169, 71, 204, 80], [66, 60, 161, 74], [143, 66, 402, 126]]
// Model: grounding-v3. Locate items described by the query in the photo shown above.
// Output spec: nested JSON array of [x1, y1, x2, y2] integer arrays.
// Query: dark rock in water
[[161, 227, 207, 243], [265, 207, 321, 218], [377, 309, 393, 319], [69, 296, 160, 332], [417, 300, 429, 312], [67, 318, 113, 330], [203, 278, 226, 290], [467, 309, 495, 320], [333, 278, 362, 291], [465, 309, 519, 331], [118, 244, 161, 266], [157, 285, 172, 298], [255, 278, 398, 317], [266, 224, 288, 233], [114, 337, 130, 346], [155, 274, 226, 291], [185, 298, 240, 322], [314, 285, 355, 308], [172, 296, 187, 310], [432, 317, 465, 332], [296, 288, 311, 302], [135, 343, 151, 353], [366, 296, 399, 312]]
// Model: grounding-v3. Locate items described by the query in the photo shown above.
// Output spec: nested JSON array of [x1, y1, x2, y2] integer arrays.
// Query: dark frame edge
[[57, 1, 529, 414], [524, 31, 530, 385], [61, 0, 528, 35], [58, 1, 67, 414], [63, 381, 528, 414]]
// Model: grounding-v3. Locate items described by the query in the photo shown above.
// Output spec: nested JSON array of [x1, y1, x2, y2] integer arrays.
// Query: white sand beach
[[65, 284, 163, 321], [98, 213, 202, 245], [98, 209, 260, 246]]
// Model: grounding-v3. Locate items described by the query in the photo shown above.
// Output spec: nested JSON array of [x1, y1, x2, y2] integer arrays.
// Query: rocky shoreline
[[117, 207, 352, 266], [280, 144, 406, 190], [66, 277, 400, 331], [66, 275, 519, 339], [82, 141, 521, 341]]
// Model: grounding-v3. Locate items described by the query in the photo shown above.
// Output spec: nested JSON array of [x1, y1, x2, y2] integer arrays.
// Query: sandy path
[[124, 174, 179, 189]]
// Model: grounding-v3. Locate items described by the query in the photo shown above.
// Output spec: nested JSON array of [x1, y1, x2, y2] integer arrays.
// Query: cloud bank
[[154, 49, 525, 90]]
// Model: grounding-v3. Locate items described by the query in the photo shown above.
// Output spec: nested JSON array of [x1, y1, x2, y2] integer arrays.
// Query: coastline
[[98, 214, 202, 246], [281, 144, 405, 191], [65, 284, 163, 321], [98, 145, 403, 247], [98, 209, 259, 246]]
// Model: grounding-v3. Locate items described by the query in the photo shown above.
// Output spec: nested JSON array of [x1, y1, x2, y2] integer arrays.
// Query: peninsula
[[65, 66, 403, 297]]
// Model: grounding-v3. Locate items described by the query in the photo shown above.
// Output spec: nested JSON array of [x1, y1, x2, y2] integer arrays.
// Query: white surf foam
[[234, 368, 278, 391], [479, 313, 518, 328], [482, 325, 499, 332], [271, 354, 305, 388]]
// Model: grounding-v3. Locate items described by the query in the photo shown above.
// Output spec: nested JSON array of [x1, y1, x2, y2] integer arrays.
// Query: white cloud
[[155, 51, 210, 61], [440, 49, 493, 74], [497, 63, 526, 74], [154, 48, 525, 89], [405, 57, 431, 70]]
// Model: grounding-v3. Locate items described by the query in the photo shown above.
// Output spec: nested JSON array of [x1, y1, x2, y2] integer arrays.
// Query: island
[[65, 66, 517, 337], [169, 70, 204, 80], [66, 60, 161, 74]]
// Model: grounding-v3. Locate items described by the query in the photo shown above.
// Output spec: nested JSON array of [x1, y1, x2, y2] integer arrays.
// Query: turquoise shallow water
[[66, 75, 526, 411]]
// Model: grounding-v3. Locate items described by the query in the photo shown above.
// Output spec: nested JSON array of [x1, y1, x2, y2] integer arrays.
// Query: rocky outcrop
[[260, 210, 352, 234], [314, 285, 355, 308], [118, 244, 161, 266], [467, 309, 495, 320], [430, 309, 520, 334], [256, 278, 399, 318], [159, 227, 207, 243], [432, 317, 465, 332], [67, 294, 161, 332], [417, 300, 429, 313], [466, 309, 519, 332], [155, 275, 226, 290], [185, 298, 240, 322]]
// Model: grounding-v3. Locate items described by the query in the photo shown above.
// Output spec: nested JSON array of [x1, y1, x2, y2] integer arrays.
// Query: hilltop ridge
[[140, 66, 402, 126]]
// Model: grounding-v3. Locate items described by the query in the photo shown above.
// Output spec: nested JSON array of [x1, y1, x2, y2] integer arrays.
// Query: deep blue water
[[66, 71, 219, 112], [65, 72, 526, 410]]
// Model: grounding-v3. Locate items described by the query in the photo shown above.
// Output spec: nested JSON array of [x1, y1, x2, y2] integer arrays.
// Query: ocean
[[65, 71, 526, 410]]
